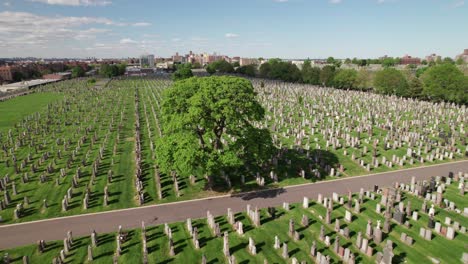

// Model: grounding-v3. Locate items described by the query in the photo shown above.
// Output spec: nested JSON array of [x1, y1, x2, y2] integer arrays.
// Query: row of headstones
[[0, 95, 124, 211]]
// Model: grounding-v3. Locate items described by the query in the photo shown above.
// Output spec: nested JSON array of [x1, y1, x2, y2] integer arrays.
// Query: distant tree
[[12, 71, 24, 82], [206, 60, 235, 74], [232, 61, 240, 68], [259, 62, 271, 78], [374, 68, 408, 96], [326, 57, 335, 64], [71, 66, 85, 78], [456, 57, 465, 65], [156, 76, 274, 188], [382, 58, 396, 68], [206, 64, 216, 75], [302, 60, 320, 85], [192, 62, 202, 69], [416, 67, 428, 78], [442, 57, 455, 64], [172, 63, 193, 81], [407, 77, 423, 98], [216, 60, 235, 73], [236, 65, 257, 77], [351, 58, 358, 65], [421, 60, 428, 65], [333, 69, 358, 89], [320, 65, 336, 87], [344, 58, 352, 64], [358, 59, 368, 67], [422, 63, 467, 104], [355, 68, 373, 91], [394, 57, 401, 65], [99, 63, 126, 78]]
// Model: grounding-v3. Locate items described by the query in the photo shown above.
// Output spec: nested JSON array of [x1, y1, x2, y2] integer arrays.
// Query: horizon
[[0, 0, 467, 59]]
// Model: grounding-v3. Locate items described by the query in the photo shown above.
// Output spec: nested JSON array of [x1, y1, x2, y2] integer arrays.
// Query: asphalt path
[[0, 160, 467, 250]]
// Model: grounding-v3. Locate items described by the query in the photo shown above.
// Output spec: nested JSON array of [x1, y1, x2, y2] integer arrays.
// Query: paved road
[[0, 160, 467, 250]]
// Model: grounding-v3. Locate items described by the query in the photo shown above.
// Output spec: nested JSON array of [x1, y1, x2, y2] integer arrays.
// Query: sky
[[0, 0, 467, 59]]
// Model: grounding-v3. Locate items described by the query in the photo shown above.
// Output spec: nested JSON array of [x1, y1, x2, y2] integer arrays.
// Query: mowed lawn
[[0, 92, 63, 132]]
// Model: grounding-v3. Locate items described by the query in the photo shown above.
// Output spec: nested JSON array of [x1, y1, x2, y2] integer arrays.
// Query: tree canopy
[[373, 68, 408, 96], [156, 76, 274, 188], [236, 64, 257, 77], [421, 63, 467, 104], [259, 59, 301, 82], [206, 60, 235, 75], [301, 60, 321, 85], [319, 65, 336, 87], [333, 69, 358, 89], [172, 63, 193, 81], [71, 66, 85, 78], [99, 63, 126, 78]]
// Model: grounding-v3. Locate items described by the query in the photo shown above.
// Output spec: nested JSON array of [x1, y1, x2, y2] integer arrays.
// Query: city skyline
[[0, 0, 467, 59]]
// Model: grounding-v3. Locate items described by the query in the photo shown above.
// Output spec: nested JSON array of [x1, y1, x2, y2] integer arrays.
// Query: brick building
[[400, 55, 421, 65]]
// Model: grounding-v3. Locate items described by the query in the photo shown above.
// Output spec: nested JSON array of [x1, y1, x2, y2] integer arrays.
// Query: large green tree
[[333, 69, 358, 89], [373, 68, 408, 96], [172, 63, 193, 81], [421, 63, 467, 104], [71, 66, 85, 78], [156, 76, 274, 188], [302, 60, 321, 85], [319, 65, 336, 87]]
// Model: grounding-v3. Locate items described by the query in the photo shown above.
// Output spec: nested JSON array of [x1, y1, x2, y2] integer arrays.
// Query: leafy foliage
[[259, 59, 301, 82], [172, 63, 193, 81], [422, 63, 467, 104], [319, 65, 336, 87], [156, 76, 274, 186], [71, 66, 85, 78], [374, 68, 408, 96], [99, 63, 126, 78], [206, 60, 235, 74], [333, 69, 358, 89], [236, 64, 257, 77], [301, 60, 320, 85]]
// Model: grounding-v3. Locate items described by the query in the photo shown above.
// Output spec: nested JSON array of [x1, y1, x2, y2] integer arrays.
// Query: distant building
[[172, 52, 184, 63], [425, 53, 441, 63], [400, 55, 421, 65], [0, 65, 17, 81], [42, 72, 71, 80], [240, 58, 259, 66], [455, 49, 468, 63], [139, 54, 155, 68]]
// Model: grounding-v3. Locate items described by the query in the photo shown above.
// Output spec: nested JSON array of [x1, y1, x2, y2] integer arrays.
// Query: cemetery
[[0, 77, 467, 226], [0, 172, 466, 263]]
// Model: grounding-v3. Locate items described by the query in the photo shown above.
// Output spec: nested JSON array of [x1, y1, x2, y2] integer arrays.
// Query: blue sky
[[0, 0, 467, 58]]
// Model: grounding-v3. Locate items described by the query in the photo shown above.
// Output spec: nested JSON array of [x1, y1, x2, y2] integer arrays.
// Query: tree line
[[256, 59, 467, 104]]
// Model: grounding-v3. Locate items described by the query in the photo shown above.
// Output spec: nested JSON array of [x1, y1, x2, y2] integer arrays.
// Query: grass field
[[0, 77, 466, 226], [0, 92, 63, 132], [0, 177, 466, 264]]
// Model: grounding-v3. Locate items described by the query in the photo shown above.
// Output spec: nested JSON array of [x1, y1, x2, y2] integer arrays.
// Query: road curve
[[0, 160, 467, 250]]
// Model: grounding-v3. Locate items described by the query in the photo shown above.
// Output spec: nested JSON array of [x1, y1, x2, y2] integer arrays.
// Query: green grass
[[1, 180, 466, 264], [0, 77, 467, 226], [0, 92, 63, 132]]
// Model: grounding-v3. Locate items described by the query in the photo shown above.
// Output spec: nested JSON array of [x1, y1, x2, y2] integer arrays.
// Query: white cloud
[[274, 0, 289, 2], [225, 33, 239, 38], [30, 0, 111, 6], [119, 38, 138, 44], [452, 0, 464, 8], [3, 1, 11, 7], [132, 22, 151, 27], [329, 0, 342, 4], [0, 11, 116, 48]]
